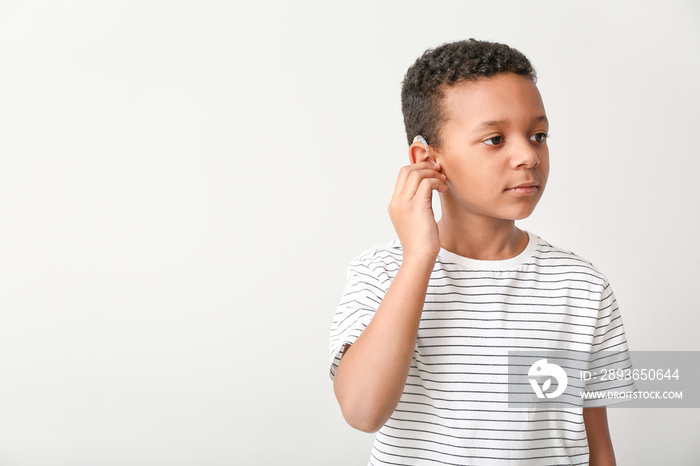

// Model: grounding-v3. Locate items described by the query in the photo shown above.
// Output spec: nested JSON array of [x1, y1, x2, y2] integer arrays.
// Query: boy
[[329, 40, 633, 465]]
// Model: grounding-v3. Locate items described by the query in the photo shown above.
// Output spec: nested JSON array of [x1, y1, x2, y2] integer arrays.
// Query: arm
[[583, 407, 616, 466], [333, 256, 435, 432], [333, 159, 447, 433]]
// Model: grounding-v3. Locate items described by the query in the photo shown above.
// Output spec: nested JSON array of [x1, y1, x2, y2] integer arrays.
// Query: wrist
[[400, 251, 439, 271]]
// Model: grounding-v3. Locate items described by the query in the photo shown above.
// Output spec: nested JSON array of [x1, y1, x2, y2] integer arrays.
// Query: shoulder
[[529, 234, 609, 287], [346, 240, 403, 284], [349, 240, 403, 268]]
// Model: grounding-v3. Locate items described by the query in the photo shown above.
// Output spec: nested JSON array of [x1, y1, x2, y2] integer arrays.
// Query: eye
[[483, 135, 504, 146], [530, 132, 548, 143]]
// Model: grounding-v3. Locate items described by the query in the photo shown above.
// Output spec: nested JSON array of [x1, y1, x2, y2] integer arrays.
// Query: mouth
[[506, 182, 539, 195]]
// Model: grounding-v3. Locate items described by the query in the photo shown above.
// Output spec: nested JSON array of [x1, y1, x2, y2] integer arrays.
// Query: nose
[[510, 137, 540, 169]]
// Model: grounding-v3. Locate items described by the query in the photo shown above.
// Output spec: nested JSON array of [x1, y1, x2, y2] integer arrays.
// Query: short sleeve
[[583, 280, 637, 407], [328, 253, 391, 381]]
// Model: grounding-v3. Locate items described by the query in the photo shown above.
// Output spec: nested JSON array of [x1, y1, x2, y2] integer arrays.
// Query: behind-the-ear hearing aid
[[413, 135, 437, 165]]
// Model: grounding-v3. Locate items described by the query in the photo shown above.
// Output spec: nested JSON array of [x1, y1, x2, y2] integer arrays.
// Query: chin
[[507, 205, 539, 221], [508, 196, 544, 220]]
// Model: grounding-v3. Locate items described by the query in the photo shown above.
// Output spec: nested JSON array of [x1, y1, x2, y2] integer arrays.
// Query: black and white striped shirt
[[329, 232, 633, 465]]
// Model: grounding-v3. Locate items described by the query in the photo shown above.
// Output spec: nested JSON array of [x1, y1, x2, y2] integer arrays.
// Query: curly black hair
[[401, 39, 536, 147]]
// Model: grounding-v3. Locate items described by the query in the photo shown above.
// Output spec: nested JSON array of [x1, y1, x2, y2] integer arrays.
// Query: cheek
[[444, 164, 493, 201], [540, 153, 551, 183]]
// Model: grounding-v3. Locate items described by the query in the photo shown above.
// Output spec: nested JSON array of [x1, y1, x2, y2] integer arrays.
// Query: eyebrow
[[471, 115, 548, 133]]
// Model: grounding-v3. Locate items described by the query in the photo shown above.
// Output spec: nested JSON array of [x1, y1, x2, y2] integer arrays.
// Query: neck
[[437, 215, 528, 261]]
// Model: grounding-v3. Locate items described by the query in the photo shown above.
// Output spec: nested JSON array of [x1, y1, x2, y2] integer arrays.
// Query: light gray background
[[0, 0, 698, 464]]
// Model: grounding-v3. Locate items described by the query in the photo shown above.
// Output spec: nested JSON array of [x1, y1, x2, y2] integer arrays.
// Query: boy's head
[[401, 39, 536, 147], [401, 39, 549, 223]]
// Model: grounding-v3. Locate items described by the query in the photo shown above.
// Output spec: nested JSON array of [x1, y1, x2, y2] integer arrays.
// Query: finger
[[414, 176, 448, 201], [403, 168, 447, 200], [394, 162, 440, 196], [393, 165, 412, 197]]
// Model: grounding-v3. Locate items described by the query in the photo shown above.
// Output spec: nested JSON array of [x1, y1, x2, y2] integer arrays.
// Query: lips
[[506, 182, 539, 194], [507, 181, 538, 190]]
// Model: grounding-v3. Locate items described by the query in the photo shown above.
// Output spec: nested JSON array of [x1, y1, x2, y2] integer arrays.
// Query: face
[[433, 73, 550, 223]]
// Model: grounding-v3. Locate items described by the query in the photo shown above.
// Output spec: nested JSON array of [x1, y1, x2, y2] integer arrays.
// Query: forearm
[[333, 256, 435, 432], [584, 407, 616, 466]]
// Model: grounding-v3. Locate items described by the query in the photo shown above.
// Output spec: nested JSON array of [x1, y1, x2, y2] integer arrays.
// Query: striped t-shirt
[[329, 232, 634, 465]]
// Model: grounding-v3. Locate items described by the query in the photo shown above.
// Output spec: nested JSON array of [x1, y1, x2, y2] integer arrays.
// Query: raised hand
[[388, 161, 448, 262]]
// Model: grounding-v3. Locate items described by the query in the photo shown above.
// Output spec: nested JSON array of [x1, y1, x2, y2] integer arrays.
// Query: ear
[[409, 141, 436, 165]]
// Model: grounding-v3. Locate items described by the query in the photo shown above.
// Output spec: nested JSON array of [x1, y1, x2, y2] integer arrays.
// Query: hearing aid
[[413, 135, 438, 165]]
